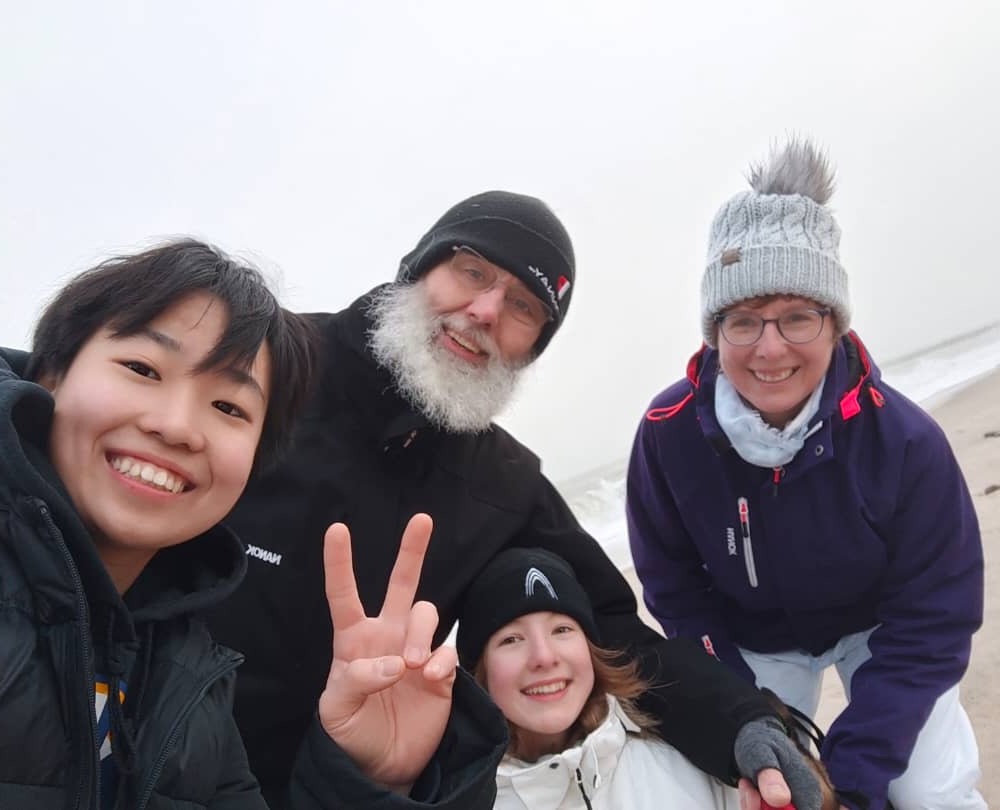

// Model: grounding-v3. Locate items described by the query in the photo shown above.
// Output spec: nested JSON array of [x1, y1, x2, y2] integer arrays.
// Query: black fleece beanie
[[397, 190, 575, 356], [456, 547, 600, 669]]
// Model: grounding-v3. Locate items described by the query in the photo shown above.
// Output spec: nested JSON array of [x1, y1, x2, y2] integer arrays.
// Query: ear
[[34, 369, 61, 394]]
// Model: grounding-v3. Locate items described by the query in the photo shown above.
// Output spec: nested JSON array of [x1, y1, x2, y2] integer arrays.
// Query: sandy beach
[[622, 368, 1000, 804]]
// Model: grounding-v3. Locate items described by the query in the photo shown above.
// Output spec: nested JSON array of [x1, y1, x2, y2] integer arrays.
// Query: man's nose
[[464, 285, 506, 326]]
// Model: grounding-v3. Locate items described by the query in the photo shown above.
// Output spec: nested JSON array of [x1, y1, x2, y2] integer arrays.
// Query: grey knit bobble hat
[[701, 139, 850, 347], [397, 190, 575, 356]]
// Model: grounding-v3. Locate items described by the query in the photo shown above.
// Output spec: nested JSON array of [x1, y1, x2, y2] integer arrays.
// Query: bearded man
[[209, 191, 825, 808]]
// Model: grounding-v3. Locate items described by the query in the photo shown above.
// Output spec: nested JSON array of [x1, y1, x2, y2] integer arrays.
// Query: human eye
[[509, 294, 536, 317], [782, 309, 815, 326], [726, 313, 759, 331], [509, 293, 548, 326], [119, 360, 160, 380], [497, 633, 521, 646], [553, 624, 576, 635], [454, 256, 490, 287], [213, 400, 249, 420]]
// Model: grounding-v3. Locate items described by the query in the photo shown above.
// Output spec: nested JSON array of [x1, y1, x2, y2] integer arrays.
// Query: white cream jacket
[[494, 696, 739, 809]]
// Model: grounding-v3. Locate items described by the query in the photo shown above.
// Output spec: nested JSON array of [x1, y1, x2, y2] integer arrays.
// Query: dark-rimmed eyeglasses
[[714, 307, 831, 346], [447, 247, 553, 329]]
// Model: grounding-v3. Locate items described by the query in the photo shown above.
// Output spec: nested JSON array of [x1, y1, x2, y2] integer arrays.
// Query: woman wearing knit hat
[[626, 139, 985, 809], [457, 547, 747, 809]]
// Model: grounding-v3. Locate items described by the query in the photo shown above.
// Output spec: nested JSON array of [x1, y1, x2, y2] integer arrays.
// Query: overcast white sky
[[3, 1, 998, 484]]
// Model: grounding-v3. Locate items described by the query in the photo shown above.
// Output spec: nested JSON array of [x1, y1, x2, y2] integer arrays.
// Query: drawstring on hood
[[646, 350, 701, 422], [105, 609, 138, 776]]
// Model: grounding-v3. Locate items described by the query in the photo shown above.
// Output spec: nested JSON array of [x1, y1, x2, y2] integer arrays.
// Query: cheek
[[50, 382, 114, 447], [800, 342, 835, 380], [485, 655, 520, 703], [570, 648, 595, 690], [497, 327, 539, 366], [422, 276, 460, 316], [716, 344, 740, 377], [211, 432, 260, 490]]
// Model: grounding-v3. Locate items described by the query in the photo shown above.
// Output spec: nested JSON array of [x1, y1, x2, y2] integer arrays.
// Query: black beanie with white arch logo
[[456, 547, 599, 669]]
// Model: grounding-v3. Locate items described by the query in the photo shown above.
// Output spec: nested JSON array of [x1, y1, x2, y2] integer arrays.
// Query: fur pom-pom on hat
[[701, 138, 850, 347], [748, 139, 836, 204]]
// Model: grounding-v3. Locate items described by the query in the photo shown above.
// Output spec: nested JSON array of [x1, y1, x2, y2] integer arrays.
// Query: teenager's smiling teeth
[[752, 368, 796, 383], [110, 455, 189, 494], [523, 680, 568, 696]]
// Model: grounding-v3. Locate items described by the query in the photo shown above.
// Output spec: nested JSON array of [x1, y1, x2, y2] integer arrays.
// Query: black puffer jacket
[[205, 289, 776, 800], [0, 351, 505, 810]]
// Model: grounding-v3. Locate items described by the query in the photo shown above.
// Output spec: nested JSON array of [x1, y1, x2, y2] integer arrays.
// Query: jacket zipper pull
[[401, 429, 418, 449], [574, 767, 595, 810], [772, 466, 784, 496], [738, 497, 759, 589]]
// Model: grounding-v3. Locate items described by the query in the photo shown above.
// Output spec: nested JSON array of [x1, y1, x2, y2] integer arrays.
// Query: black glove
[[735, 717, 823, 810]]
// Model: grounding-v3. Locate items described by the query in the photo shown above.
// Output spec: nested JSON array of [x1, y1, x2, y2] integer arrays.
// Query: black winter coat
[[0, 350, 504, 810], [206, 289, 775, 800]]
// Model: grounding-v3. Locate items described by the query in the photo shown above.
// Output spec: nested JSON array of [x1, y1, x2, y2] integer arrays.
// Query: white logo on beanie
[[524, 568, 558, 599], [527, 265, 559, 311]]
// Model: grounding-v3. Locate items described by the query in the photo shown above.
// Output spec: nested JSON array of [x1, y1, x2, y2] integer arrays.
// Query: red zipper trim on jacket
[[647, 392, 694, 421], [646, 346, 704, 422], [838, 331, 885, 420]]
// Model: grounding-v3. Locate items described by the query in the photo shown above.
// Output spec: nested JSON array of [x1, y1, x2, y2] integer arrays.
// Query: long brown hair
[[475, 639, 658, 761]]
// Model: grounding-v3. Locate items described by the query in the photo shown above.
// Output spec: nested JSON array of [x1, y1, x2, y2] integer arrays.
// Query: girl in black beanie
[[458, 547, 740, 809]]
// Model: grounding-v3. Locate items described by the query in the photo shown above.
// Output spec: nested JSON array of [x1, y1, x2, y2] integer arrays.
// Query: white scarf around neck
[[714, 372, 824, 468]]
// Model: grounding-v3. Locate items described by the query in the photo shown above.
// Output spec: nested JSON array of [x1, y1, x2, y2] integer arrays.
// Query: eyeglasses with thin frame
[[714, 307, 832, 346], [447, 247, 553, 329]]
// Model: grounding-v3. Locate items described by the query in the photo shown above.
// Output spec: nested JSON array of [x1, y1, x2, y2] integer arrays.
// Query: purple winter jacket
[[626, 332, 983, 808]]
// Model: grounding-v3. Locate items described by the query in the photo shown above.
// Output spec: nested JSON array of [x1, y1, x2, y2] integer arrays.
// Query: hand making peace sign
[[317, 513, 458, 794]]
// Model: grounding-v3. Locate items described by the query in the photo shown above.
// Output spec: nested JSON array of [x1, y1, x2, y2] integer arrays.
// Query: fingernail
[[405, 646, 426, 664], [380, 657, 403, 677]]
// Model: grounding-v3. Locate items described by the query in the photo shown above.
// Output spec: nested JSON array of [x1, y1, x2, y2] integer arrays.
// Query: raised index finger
[[379, 513, 433, 621], [324, 522, 367, 630]]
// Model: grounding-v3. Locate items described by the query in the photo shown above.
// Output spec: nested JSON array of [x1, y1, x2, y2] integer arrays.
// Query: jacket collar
[[496, 695, 638, 809]]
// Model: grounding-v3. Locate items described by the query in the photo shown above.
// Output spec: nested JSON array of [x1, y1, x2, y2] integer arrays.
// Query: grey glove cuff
[[735, 717, 823, 810]]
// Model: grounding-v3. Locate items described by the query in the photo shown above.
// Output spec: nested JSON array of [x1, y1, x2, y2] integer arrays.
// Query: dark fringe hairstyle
[[28, 238, 317, 472]]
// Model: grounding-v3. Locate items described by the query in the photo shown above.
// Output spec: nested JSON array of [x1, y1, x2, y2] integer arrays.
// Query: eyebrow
[[139, 326, 182, 352], [136, 326, 267, 402]]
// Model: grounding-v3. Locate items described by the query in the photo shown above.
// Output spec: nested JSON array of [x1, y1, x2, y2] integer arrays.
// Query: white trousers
[[739, 628, 986, 810]]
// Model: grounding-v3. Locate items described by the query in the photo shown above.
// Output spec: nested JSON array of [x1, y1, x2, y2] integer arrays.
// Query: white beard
[[366, 283, 529, 433]]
